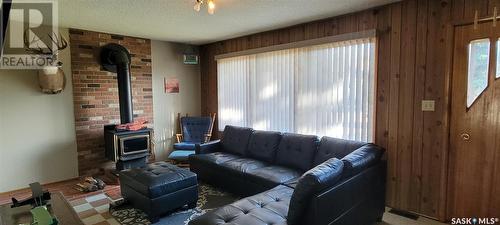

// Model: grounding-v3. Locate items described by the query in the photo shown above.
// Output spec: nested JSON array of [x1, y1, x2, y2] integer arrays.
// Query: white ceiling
[[55, 0, 398, 45]]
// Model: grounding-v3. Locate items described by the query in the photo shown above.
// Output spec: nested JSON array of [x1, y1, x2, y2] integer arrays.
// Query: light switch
[[422, 100, 435, 112]]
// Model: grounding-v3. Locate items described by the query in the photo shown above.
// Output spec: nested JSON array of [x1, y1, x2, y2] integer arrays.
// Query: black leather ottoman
[[119, 162, 198, 222]]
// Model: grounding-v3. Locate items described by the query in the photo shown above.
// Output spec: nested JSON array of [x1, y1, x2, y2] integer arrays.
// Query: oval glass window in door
[[467, 38, 490, 108]]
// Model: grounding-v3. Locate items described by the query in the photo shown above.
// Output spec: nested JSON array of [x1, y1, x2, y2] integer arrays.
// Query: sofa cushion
[[283, 177, 300, 189], [246, 130, 282, 163], [189, 185, 292, 225], [275, 133, 319, 171], [119, 162, 198, 199], [287, 158, 344, 225], [189, 152, 241, 166], [313, 136, 366, 166], [248, 165, 302, 186], [221, 126, 254, 156], [220, 158, 269, 173], [342, 144, 385, 177]]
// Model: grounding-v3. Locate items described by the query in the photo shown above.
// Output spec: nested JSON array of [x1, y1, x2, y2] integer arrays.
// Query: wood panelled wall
[[199, 0, 500, 220]]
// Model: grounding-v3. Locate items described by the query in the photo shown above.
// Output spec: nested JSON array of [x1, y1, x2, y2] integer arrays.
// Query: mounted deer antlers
[[23, 29, 68, 57], [23, 29, 68, 94]]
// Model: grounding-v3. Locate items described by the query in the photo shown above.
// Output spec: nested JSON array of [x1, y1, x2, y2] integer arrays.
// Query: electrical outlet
[[421, 100, 435, 112]]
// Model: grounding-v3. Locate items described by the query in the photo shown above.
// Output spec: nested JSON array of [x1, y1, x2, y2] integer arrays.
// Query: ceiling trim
[[215, 29, 377, 60]]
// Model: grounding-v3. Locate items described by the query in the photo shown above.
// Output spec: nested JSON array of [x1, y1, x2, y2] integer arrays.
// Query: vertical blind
[[217, 37, 376, 142]]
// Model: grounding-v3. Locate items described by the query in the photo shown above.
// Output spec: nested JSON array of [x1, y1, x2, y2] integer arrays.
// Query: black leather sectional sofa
[[189, 126, 386, 225]]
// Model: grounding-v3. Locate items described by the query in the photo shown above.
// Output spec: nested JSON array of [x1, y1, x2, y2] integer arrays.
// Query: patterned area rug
[[71, 183, 239, 225]]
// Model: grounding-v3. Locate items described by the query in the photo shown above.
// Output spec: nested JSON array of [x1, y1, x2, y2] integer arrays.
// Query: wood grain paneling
[[199, 0, 498, 220], [398, 0, 417, 211], [421, 0, 451, 218], [388, 3, 402, 210], [410, 0, 428, 214]]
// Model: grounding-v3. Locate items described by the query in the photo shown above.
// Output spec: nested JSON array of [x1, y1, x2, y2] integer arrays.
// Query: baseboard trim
[[0, 176, 80, 195], [388, 208, 420, 220]]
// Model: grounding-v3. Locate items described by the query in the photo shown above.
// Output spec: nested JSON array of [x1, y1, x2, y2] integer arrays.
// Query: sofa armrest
[[287, 158, 344, 225], [195, 140, 221, 154], [302, 161, 387, 225], [342, 144, 385, 177]]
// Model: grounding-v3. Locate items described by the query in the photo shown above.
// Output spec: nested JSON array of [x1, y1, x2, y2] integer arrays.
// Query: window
[[217, 37, 376, 142], [467, 39, 490, 108], [497, 39, 500, 78]]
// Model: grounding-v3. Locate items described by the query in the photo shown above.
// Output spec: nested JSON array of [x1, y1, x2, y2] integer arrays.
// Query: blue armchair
[[168, 113, 216, 161]]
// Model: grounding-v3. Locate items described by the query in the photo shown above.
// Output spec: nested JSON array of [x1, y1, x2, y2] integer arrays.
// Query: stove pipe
[[100, 44, 133, 124]]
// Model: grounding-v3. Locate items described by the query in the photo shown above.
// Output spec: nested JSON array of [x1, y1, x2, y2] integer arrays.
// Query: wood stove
[[101, 43, 151, 171], [104, 125, 152, 171]]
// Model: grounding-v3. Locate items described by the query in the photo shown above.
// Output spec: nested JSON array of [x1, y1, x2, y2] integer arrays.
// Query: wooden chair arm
[[204, 134, 212, 143], [176, 134, 183, 143]]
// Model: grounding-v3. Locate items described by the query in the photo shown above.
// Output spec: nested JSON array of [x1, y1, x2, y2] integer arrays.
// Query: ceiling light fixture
[[207, 0, 215, 15], [193, 0, 216, 15]]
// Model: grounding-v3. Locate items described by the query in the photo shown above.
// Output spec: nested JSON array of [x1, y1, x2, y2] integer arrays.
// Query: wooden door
[[448, 21, 500, 219]]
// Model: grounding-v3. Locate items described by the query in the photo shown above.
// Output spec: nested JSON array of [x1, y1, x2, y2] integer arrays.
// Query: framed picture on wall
[[165, 78, 179, 93]]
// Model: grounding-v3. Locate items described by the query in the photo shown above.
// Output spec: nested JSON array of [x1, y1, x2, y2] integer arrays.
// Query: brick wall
[[69, 29, 153, 176]]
